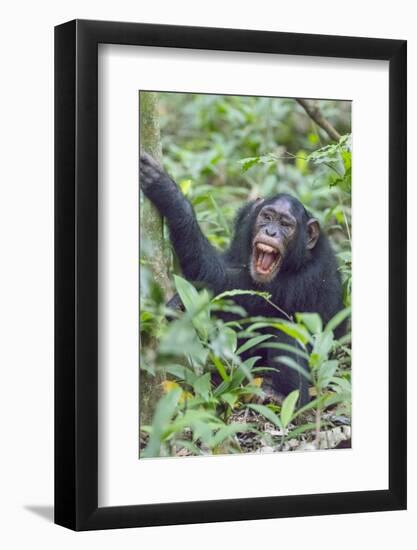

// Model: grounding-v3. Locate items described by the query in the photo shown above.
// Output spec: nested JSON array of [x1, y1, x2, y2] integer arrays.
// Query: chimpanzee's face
[[250, 197, 319, 284], [250, 198, 297, 283]]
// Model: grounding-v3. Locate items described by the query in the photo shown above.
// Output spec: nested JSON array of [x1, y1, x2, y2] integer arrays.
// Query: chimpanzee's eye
[[263, 212, 272, 221]]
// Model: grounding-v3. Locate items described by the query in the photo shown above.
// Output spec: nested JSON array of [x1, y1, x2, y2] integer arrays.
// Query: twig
[[264, 297, 293, 322], [296, 98, 341, 142]]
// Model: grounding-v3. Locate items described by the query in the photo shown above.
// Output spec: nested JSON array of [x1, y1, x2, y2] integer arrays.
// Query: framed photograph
[[55, 19, 406, 531]]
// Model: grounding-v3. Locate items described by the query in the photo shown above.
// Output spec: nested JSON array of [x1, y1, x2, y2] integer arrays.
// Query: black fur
[[140, 153, 344, 405]]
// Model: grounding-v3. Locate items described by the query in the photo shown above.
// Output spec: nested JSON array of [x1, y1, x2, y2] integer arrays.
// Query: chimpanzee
[[140, 152, 344, 405]]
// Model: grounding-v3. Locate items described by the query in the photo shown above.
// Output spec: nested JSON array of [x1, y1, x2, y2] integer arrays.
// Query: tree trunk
[[140, 92, 172, 294], [139, 92, 171, 427]]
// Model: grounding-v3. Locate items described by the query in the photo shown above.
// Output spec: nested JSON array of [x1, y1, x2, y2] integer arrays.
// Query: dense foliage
[[140, 93, 352, 457]]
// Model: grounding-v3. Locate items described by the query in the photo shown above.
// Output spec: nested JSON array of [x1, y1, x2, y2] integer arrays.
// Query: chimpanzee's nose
[[265, 226, 277, 237]]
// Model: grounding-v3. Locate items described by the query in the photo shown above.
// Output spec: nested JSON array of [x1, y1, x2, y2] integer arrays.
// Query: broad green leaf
[[238, 156, 261, 172], [280, 390, 300, 429], [210, 353, 229, 382], [221, 392, 238, 408], [192, 421, 213, 444], [275, 321, 311, 346], [209, 423, 252, 448], [317, 360, 338, 389], [274, 355, 312, 382], [159, 321, 208, 365], [237, 334, 272, 355], [239, 385, 265, 398], [247, 403, 282, 429], [312, 330, 334, 365], [176, 440, 203, 455], [166, 410, 222, 439], [325, 307, 351, 334], [336, 332, 352, 347], [213, 379, 231, 397], [296, 312, 322, 335], [173, 275, 199, 314], [193, 373, 211, 400], [211, 326, 237, 358], [223, 327, 237, 355], [260, 342, 309, 361], [287, 422, 320, 438], [292, 395, 330, 419], [142, 388, 181, 458], [163, 364, 197, 384], [238, 355, 262, 382]]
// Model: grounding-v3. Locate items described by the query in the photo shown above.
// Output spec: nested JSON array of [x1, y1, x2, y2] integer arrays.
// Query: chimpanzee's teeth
[[256, 243, 276, 253]]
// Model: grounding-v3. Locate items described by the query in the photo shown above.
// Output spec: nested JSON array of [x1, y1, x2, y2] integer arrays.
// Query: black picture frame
[[55, 19, 407, 531]]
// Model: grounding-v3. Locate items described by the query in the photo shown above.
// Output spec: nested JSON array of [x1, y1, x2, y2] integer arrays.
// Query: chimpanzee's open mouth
[[252, 241, 282, 278]]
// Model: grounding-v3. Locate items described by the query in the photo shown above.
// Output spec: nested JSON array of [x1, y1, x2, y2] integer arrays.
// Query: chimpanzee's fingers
[[139, 152, 164, 182], [140, 152, 161, 170]]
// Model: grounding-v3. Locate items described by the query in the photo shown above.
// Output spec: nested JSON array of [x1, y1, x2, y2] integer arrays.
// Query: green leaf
[[210, 353, 229, 382], [311, 331, 334, 366], [341, 149, 351, 172], [247, 404, 282, 429], [213, 379, 231, 397], [280, 390, 300, 428], [211, 326, 237, 358], [173, 275, 199, 314], [293, 395, 331, 419], [163, 364, 197, 385], [238, 355, 262, 382], [192, 421, 213, 444], [173, 275, 211, 339], [287, 422, 319, 438], [142, 388, 181, 458], [159, 320, 208, 365], [239, 385, 265, 398], [296, 312, 322, 335], [274, 355, 312, 382], [335, 332, 352, 347], [193, 373, 211, 400], [237, 334, 272, 355], [325, 307, 351, 334], [317, 360, 338, 389], [238, 156, 261, 172], [260, 342, 309, 361], [275, 321, 311, 346], [221, 392, 238, 408], [209, 423, 251, 448], [176, 440, 203, 455], [223, 327, 237, 355]]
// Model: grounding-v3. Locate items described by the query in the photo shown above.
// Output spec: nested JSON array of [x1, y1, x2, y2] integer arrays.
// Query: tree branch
[[296, 98, 341, 142]]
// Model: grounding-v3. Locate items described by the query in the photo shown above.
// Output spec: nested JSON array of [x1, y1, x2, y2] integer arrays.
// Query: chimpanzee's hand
[[140, 151, 193, 221], [139, 152, 177, 199]]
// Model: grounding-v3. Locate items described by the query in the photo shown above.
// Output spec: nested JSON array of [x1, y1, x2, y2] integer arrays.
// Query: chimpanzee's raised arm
[[139, 152, 226, 292]]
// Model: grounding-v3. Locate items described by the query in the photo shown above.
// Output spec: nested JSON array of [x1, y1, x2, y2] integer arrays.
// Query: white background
[[99, 46, 389, 506], [0, 1, 414, 548]]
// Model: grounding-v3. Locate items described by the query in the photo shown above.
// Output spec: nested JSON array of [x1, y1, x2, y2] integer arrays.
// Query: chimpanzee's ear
[[306, 218, 320, 250]]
